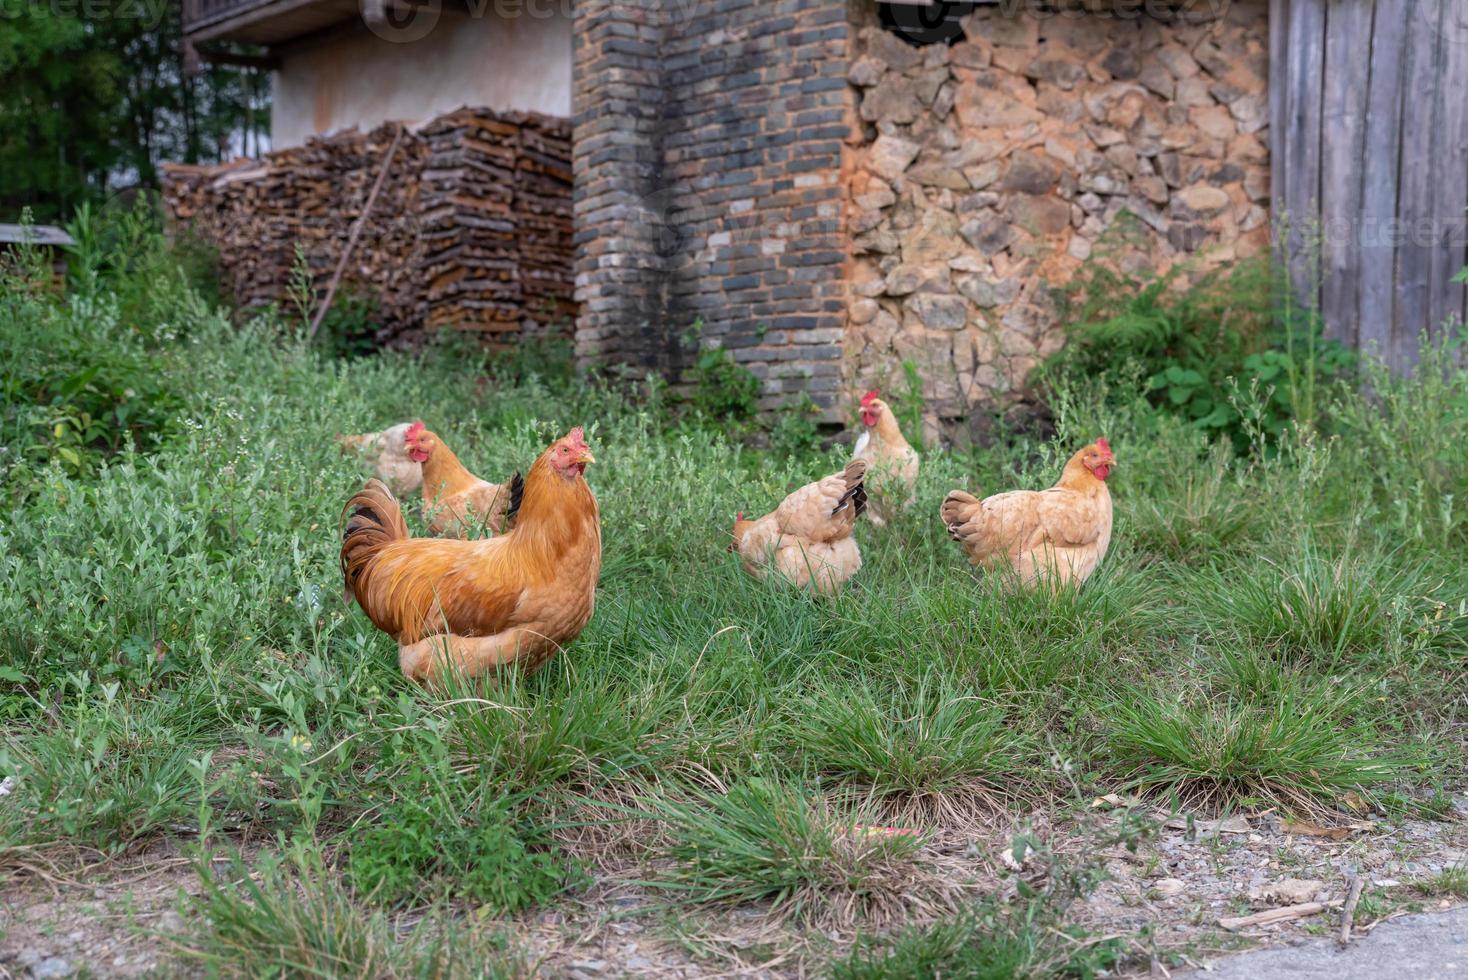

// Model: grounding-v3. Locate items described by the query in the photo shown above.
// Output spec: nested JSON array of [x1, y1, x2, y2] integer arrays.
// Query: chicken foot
[[398, 624, 552, 685]]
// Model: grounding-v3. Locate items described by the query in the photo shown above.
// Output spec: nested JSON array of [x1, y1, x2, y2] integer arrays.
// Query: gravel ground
[[1179, 905, 1468, 979], [2, 796, 1464, 978]]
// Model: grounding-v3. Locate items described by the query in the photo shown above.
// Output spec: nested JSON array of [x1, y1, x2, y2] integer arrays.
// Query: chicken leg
[[398, 624, 555, 685]]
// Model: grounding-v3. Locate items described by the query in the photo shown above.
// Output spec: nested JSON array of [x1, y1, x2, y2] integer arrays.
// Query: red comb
[[736, 512, 743, 521], [861, 389, 880, 406], [567, 426, 587, 447], [406, 421, 425, 439], [1097, 437, 1111, 454]]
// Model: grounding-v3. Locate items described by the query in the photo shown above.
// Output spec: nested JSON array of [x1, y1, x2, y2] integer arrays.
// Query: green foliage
[[835, 907, 1125, 980], [0, 1, 263, 219], [347, 785, 576, 911], [1045, 233, 1355, 445], [1106, 685, 1412, 809], [66, 196, 206, 340], [688, 342, 762, 428], [0, 674, 212, 850], [490, 333, 578, 388], [313, 288, 383, 360], [835, 819, 1143, 979], [896, 359, 925, 442], [183, 847, 522, 979], [682, 323, 833, 450], [0, 209, 190, 498], [169, 225, 227, 310], [834, 911, 1039, 980], [1126, 441, 1258, 562], [3, 224, 1468, 973], [784, 672, 1037, 798], [1199, 540, 1424, 664], [1329, 328, 1468, 546], [650, 776, 922, 923], [1420, 865, 1468, 899], [767, 394, 825, 458]]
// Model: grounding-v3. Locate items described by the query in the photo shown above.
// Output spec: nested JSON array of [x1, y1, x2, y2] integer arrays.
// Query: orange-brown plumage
[[940, 439, 1116, 590], [406, 422, 514, 537], [341, 428, 601, 684]]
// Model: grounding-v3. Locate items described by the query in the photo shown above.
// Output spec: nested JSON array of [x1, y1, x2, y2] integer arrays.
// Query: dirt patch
[[1, 840, 204, 978], [2, 797, 1464, 977]]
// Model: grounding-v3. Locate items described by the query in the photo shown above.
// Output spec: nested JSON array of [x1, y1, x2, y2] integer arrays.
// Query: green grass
[[1, 230, 1466, 973], [178, 849, 524, 978], [784, 671, 1039, 804], [834, 908, 1125, 980], [649, 776, 930, 927], [1105, 686, 1411, 810], [1420, 865, 1468, 899], [1199, 539, 1424, 664]]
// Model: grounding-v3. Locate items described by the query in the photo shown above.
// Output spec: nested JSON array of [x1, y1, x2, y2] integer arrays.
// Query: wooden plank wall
[[1272, 0, 1468, 369]]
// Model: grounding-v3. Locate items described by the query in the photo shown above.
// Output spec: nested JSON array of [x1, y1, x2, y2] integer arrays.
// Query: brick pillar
[[575, 0, 855, 416], [572, 0, 671, 371]]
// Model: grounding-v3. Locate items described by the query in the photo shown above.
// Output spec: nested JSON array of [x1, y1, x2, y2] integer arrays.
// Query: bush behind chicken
[[1, 232, 1466, 975]]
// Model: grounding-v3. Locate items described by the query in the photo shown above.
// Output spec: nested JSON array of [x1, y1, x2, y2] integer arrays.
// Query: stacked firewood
[[514, 114, 576, 330], [161, 107, 574, 348], [418, 109, 521, 333]]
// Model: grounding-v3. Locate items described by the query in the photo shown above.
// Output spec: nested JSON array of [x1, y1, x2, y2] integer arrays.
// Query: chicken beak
[[575, 449, 596, 466]]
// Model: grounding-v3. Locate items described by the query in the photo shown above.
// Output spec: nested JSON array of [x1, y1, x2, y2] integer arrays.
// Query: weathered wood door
[[1271, 0, 1468, 369]]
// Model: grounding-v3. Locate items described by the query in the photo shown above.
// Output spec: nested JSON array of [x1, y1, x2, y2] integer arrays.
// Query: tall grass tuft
[[1106, 686, 1412, 810], [1199, 538, 1419, 664], [648, 776, 937, 927], [178, 850, 522, 978], [783, 671, 1038, 807]]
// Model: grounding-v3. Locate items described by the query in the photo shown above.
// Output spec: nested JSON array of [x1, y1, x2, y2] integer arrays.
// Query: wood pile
[[162, 107, 574, 347]]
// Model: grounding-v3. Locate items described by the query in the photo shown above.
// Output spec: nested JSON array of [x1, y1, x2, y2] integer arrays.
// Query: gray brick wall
[[573, 0, 855, 414]]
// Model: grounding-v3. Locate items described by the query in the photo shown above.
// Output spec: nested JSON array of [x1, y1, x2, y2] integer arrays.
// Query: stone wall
[[573, 0, 855, 413], [845, 2, 1271, 421]]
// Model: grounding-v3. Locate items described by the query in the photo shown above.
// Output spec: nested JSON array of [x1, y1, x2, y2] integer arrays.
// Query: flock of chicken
[[337, 392, 1117, 684]]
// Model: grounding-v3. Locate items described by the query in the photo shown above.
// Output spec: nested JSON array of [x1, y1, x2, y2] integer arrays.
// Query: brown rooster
[[940, 439, 1115, 590], [731, 460, 867, 595], [405, 422, 514, 538], [340, 427, 601, 684]]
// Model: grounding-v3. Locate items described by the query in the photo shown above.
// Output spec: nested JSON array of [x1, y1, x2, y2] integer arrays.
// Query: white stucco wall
[[270, 7, 572, 148]]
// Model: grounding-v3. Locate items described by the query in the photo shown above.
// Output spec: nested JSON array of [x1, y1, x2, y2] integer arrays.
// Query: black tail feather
[[833, 479, 867, 520], [339, 479, 407, 597], [503, 471, 525, 530]]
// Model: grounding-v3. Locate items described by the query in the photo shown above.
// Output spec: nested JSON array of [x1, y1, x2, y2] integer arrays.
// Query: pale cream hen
[[940, 440, 1115, 590], [850, 390, 918, 526], [731, 460, 867, 595]]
